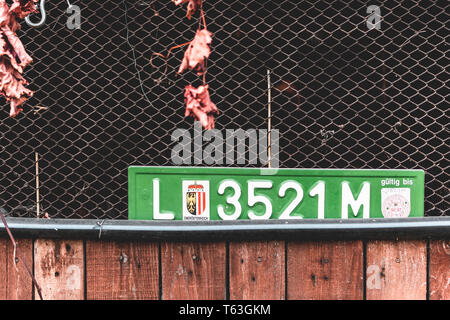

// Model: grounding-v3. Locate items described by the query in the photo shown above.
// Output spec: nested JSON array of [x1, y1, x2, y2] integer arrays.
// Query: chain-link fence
[[0, 0, 448, 219]]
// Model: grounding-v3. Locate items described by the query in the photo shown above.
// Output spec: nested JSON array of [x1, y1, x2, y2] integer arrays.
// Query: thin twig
[[202, 58, 207, 85], [138, 0, 159, 16], [150, 41, 191, 79], [151, 0, 159, 16], [399, 30, 426, 47], [0, 212, 43, 300], [200, 0, 207, 29], [12, 242, 18, 272], [267, 69, 272, 168], [33, 105, 48, 115], [35, 152, 40, 218], [200, 0, 207, 84], [123, 0, 155, 108]]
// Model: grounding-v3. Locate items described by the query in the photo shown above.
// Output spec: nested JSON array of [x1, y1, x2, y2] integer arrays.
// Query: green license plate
[[128, 166, 424, 220]]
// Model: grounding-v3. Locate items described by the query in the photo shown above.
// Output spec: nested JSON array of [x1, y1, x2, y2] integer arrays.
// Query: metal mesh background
[[0, 0, 448, 219]]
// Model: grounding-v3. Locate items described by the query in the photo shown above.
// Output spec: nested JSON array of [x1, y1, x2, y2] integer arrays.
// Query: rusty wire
[[0, 212, 44, 299]]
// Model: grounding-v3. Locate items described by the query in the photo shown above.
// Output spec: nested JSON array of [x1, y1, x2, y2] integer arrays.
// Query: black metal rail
[[1, 217, 449, 241]]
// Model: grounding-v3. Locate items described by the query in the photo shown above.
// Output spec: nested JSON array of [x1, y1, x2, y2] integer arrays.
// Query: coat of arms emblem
[[182, 180, 210, 220]]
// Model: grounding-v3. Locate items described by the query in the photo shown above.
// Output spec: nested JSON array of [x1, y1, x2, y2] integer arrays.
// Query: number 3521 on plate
[[128, 167, 424, 220]]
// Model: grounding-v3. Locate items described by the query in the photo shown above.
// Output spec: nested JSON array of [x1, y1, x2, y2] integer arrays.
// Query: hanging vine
[[156, 0, 218, 130]]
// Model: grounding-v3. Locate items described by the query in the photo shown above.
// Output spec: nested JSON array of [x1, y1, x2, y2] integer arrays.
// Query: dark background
[[0, 0, 448, 219]]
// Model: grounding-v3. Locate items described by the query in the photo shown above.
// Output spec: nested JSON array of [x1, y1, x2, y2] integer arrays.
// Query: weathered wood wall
[[0, 238, 448, 300]]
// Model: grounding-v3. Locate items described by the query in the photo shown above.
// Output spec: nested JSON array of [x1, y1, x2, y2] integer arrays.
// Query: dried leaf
[[9, 0, 37, 19], [178, 28, 212, 75], [184, 84, 218, 130], [0, 0, 36, 117], [171, 0, 201, 20]]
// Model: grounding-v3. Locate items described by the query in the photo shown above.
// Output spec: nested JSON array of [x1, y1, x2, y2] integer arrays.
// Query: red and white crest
[[182, 180, 210, 220]]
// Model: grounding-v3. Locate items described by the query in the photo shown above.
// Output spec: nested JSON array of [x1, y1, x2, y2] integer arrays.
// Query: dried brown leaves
[[171, 0, 201, 20], [0, 0, 37, 117], [184, 84, 218, 130], [170, 0, 219, 130], [177, 28, 211, 75]]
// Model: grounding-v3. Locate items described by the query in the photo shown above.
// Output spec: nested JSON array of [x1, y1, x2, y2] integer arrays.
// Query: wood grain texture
[[0, 238, 33, 300], [161, 242, 226, 300], [366, 240, 426, 300], [86, 241, 159, 300], [229, 241, 285, 300], [287, 241, 363, 300], [429, 240, 450, 300], [34, 239, 84, 300]]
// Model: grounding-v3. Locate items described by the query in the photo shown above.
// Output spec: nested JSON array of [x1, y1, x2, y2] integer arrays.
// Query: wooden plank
[[85, 241, 159, 300], [161, 242, 226, 300], [0, 238, 33, 300], [229, 241, 285, 300], [0, 239, 5, 299], [429, 240, 450, 300], [34, 239, 84, 300], [287, 241, 363, 300], [366, 240, 426, 300]]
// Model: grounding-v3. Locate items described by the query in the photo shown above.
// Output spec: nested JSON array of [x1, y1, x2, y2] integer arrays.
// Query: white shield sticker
[[381, 188, 411, 218], [182, 180, 210, 221]]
